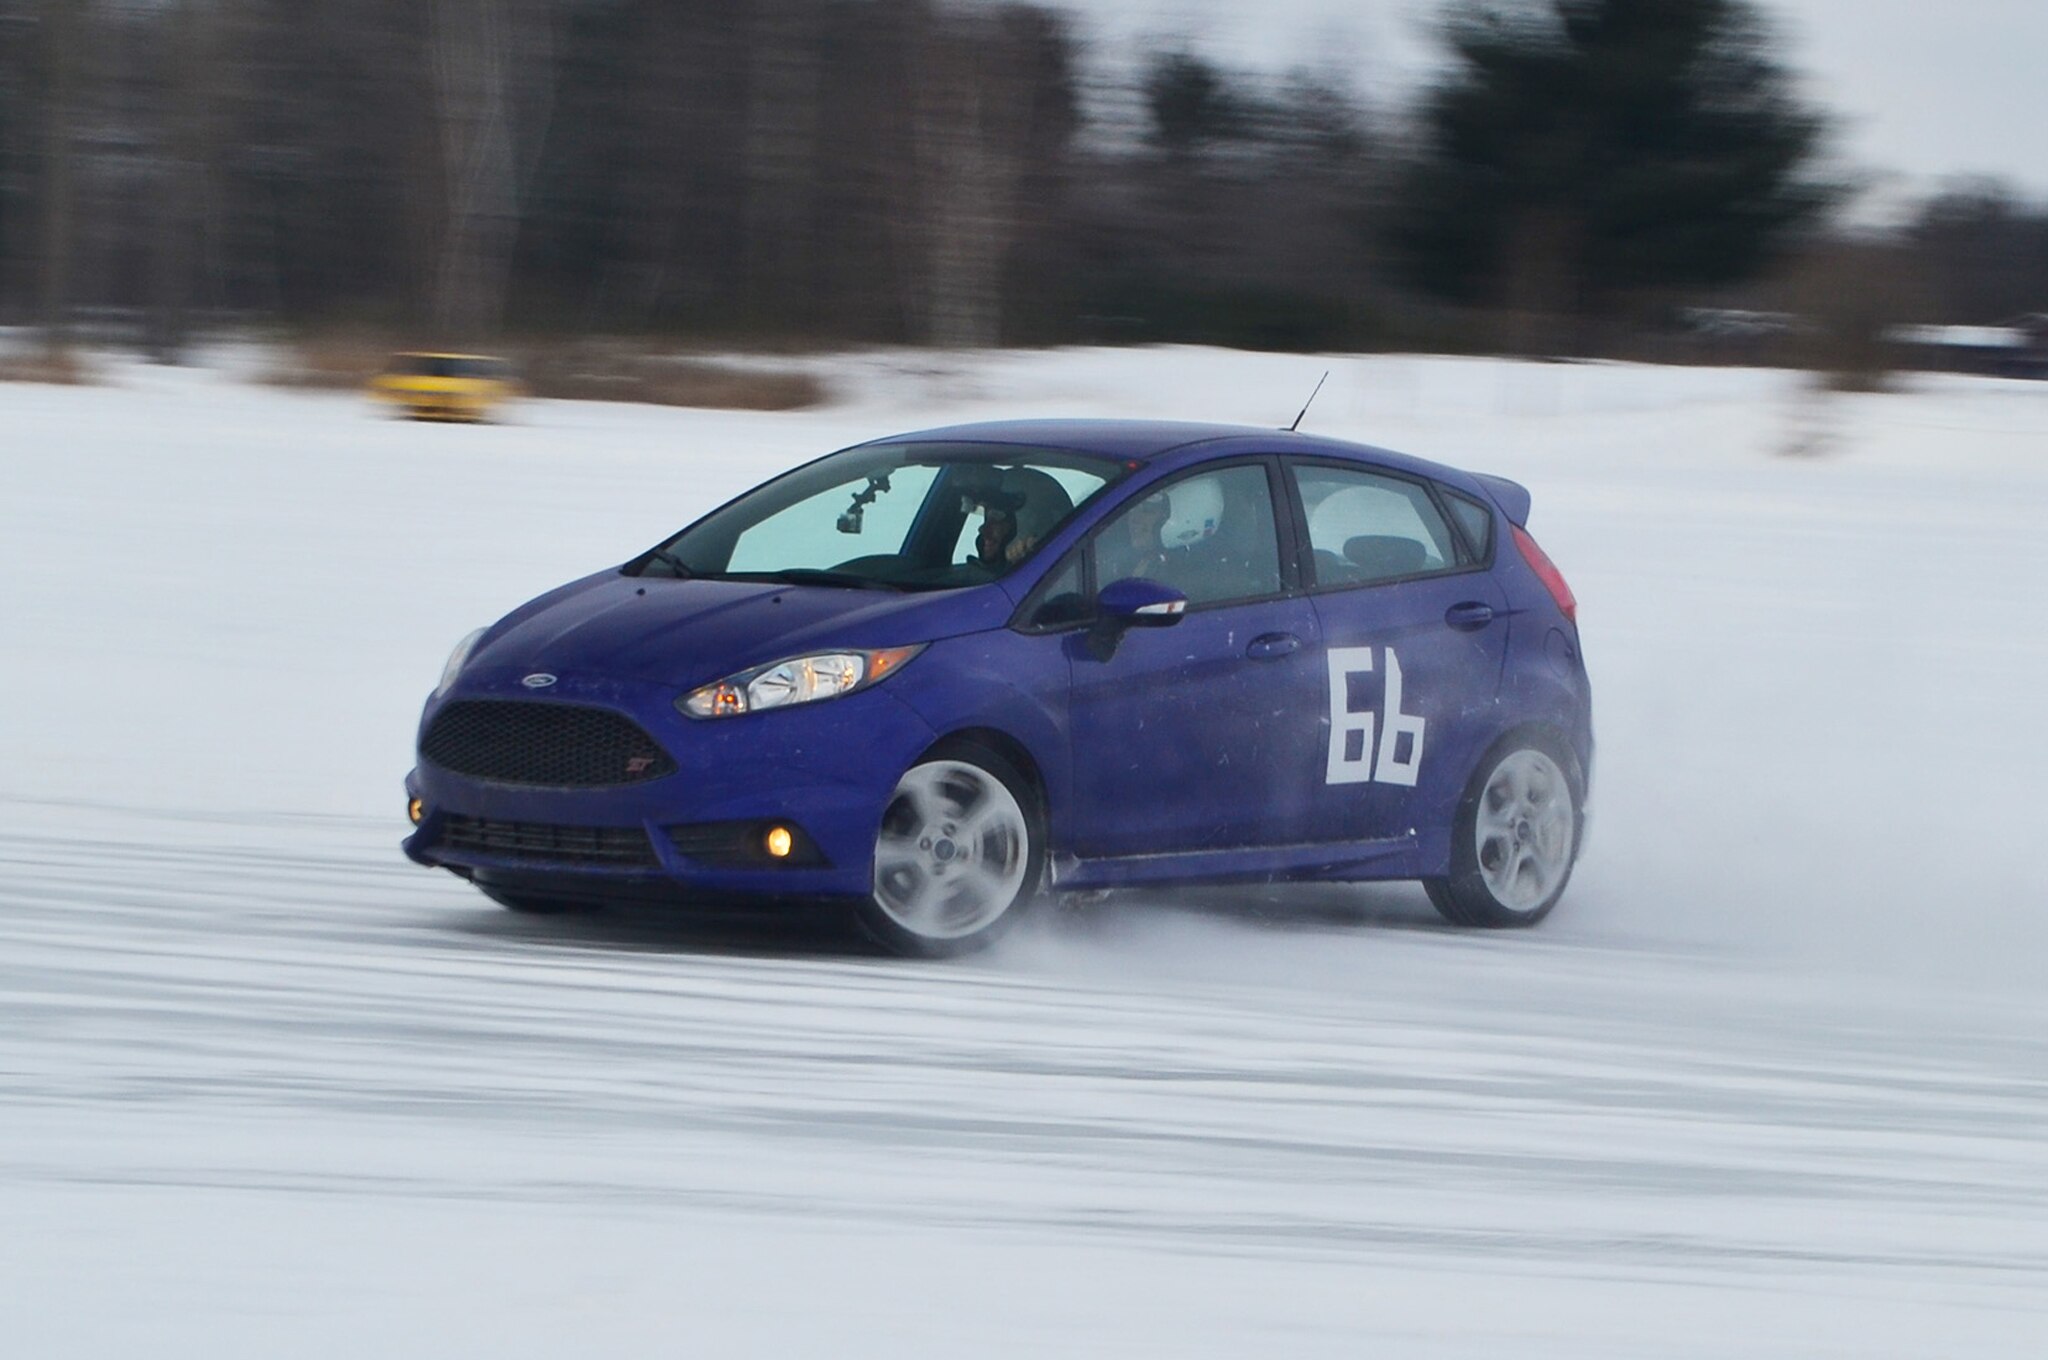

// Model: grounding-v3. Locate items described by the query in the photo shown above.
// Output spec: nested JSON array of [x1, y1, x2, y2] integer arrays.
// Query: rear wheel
[[857, 743, 1043, 957], [1425, 736, 1581, 928]]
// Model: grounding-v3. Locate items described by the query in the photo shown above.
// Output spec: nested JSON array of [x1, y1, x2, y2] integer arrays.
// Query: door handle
[[1444, 601, 1496, 631], [1246, 632, 1301, 660]]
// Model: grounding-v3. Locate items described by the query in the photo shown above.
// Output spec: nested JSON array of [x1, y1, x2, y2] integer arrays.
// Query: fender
[[881, 626, 1074, 847]]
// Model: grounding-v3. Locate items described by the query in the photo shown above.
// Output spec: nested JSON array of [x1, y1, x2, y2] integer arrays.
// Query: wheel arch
[[860, 726, 1051, 957], [1424, 720, 1586, 928], [1420, 717, 1587, 875], [915, 726, 1049, 822], [1473, 719, 1587, 794]]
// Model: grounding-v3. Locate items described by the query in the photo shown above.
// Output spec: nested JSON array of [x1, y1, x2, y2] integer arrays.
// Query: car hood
[[466, 571, 1012, 690]]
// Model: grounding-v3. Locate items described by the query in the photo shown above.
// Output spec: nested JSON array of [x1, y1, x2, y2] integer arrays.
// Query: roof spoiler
[[1473, 473, 1531, 527]]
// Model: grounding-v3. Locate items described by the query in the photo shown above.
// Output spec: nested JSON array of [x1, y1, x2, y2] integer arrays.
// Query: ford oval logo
[[521, 673, 558, 689]]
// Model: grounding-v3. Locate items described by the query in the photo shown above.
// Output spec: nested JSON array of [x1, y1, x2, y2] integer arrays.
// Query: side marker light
[[765, 826, 794, 859]]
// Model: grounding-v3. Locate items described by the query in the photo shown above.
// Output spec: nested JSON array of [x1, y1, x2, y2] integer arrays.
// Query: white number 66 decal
[[1325, 647, 1425, 787]]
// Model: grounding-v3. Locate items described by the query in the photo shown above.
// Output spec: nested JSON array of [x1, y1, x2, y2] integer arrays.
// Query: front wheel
[[1425, 737, 1582, 928], [856, 744, 1043, 957]]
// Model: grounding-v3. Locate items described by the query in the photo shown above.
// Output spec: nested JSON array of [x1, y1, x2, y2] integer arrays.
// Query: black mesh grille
[[440, 817, 658, 867], [421, 700, 676, 787]]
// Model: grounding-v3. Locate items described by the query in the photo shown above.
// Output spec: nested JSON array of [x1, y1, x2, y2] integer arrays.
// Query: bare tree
[[146, 0, 215, 362], [1905, 180, 2048, 323], [38, 0, 78, 350], [429, 0, 551, 338], [743, 0, 822, 326], [0, 0, 1417, 355], [904, 4, 1059, 348]]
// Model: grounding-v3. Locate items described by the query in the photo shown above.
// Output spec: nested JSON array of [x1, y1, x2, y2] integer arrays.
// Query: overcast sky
[[1047, 0, 2045, 210]]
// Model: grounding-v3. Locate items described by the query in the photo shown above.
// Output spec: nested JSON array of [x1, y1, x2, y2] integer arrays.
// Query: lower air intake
[[440, 817, 658, 867]]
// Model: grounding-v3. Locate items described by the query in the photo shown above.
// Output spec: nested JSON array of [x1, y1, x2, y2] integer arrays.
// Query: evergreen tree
[[1396, 0, 1832, 319]]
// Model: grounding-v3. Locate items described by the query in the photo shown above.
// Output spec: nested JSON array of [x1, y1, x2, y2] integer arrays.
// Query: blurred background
[[8, 9, 2048, 1350], [1, 0, 2044, 388]]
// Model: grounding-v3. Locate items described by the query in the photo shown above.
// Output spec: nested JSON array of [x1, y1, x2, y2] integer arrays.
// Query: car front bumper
[[403, 670, 938, 905]]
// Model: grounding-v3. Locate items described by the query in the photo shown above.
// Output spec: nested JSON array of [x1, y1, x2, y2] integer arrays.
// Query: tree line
[[1, 0, 2043, 360]]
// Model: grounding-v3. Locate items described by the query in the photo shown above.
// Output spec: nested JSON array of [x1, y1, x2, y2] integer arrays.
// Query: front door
[[1064, 462, 1328, 858]]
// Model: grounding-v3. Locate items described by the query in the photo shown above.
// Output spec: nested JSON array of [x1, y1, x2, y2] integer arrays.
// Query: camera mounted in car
[[837, 472, 893, 534]]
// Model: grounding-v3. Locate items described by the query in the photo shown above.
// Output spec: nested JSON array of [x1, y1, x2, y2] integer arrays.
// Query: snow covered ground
[[3, 349, 2045, 1355]]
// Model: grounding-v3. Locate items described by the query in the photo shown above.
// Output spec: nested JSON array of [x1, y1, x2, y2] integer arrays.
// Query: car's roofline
[[862, 418, 1274, 460], [861, 419, 1485, 494], [388, 351, 508, 361]]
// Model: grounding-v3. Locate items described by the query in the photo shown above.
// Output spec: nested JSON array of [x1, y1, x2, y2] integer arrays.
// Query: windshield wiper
[[751, 568, 904, 592], [642, 548, 693, 578]]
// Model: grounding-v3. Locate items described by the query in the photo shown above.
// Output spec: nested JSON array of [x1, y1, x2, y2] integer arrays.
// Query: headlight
[[435, 626, 488, 697], [679, 645, 924, 719]]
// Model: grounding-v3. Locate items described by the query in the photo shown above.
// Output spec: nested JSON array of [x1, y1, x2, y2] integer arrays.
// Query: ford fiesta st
[[403, 420, 1592, 956]]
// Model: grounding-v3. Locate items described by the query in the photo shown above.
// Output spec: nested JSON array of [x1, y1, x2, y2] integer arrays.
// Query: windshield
[[633, 442, 1128, 591], [387, 355, 507, 379]]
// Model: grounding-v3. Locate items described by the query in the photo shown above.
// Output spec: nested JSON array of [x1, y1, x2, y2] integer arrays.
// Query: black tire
[[1425, 731, 1583, 928], [479, 886, 575, 916], [854, 739, 1045, 958]]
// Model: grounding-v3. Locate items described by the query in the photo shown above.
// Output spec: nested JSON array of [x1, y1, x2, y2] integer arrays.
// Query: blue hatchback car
[[404, 420, 1592, 955]]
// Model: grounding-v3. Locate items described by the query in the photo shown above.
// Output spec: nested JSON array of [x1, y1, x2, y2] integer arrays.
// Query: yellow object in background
[[369, 353, 519, 422]]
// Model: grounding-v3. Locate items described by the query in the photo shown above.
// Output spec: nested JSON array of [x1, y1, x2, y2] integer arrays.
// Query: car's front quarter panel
[[879, 627, 1075, 847]]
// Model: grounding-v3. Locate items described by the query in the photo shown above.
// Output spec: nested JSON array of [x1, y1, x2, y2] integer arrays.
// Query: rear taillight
[[1511, 524, 1577, 625]]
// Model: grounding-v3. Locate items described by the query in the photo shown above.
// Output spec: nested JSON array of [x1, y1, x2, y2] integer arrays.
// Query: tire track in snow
[[3, 802, 2046, 1307]]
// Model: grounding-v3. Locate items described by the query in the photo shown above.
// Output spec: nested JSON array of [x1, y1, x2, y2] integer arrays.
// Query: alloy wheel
[[872, 759, 1031, 941]]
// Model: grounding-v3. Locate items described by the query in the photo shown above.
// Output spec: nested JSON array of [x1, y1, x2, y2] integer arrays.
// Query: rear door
[[1283, 459, 1510, 846]]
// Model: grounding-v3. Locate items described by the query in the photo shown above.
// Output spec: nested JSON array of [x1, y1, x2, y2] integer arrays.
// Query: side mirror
[[1084, 578, 1187, 661], [1099, 577, 1188, 626]]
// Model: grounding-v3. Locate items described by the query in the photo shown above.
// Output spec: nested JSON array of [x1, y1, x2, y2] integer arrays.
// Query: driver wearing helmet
[[1099, 489, 1173, 583], [967, 468, 1074, 573], [970, 503, 1023, 571]]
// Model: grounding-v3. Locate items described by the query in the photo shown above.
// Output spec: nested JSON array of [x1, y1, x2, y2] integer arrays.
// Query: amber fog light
[[666, 820, 826, 867], [408, 798, 425, 826]]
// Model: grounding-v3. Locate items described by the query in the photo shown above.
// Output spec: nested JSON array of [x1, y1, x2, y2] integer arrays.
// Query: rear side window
[[1292, 464, 1460, 587], [1443, 490, 1494, 560]]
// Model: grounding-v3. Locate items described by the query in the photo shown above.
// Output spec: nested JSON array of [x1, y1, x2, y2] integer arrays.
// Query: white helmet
[[1160, 475, 1224, 548]]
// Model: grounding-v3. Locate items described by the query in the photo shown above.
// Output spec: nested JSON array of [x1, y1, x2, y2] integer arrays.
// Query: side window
[[1092, 465, 1282, 607], [1293, 464, 1459, 588], [1443, 490, 1494, 561], [1024, 552, 1090, 629]]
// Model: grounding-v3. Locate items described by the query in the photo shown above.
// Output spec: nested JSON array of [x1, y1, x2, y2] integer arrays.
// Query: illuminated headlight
[[679, 645, 924, 719], [434, 626, 488, 697]]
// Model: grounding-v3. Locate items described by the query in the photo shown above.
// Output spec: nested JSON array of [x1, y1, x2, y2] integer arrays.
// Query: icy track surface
[[4, 351, 2046, 1356]]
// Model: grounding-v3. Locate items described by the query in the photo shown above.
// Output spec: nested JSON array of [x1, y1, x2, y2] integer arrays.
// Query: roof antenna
[[1287, 371, 1329, 432]]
